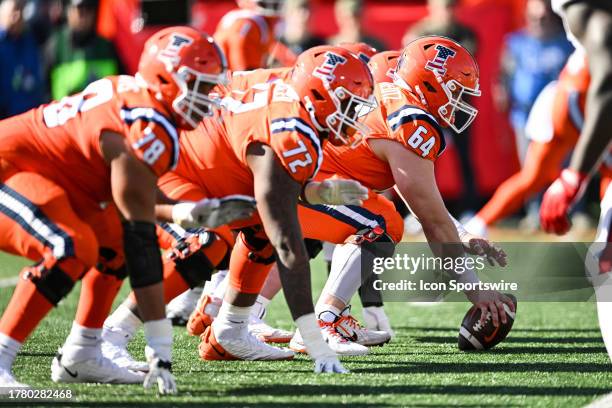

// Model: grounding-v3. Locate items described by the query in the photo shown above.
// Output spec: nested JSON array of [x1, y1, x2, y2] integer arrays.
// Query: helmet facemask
[[437, 77, 480, 133], [324, 85, 377, 148], [172, 66, 229, 129]]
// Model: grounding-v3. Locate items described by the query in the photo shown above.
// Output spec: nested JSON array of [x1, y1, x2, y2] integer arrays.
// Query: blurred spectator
[[44, 0, 121, 100], [280, 0, 324, 55], [403, 0, 476, 54], [405, 0, 480, 217], [328, 0, 386, 51], [496, 0, 572, 161], [0, 0, 45, 118], [23, 0, 64, 45]]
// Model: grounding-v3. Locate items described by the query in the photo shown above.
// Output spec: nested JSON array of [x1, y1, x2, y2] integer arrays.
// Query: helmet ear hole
[[423, 81, 437, 93], [311, 89, 326, 101]]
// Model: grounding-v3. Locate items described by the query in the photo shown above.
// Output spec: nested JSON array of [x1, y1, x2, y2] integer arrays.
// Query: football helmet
[[337, 42, 378, 64], [368, 50, 401, 83], [138, 26, 229, 130], [394, 36, 480, 133], [289, 45, 376, 147], [236, 0, 285, 17]]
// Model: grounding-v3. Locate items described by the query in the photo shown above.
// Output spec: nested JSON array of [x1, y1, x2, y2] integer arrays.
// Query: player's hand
[[314, 356, 349, 374], [465, 290, 515, 328], [540, 169, 587, 235], [143, 356, 177, 395], [314, 179, 369, 206], [461, 233, 508, 267], [172, 195, 256, 228]]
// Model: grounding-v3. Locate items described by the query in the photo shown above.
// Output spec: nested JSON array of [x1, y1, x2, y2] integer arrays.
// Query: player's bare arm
[[565, 2, 612, 175], [100, 131, 165, 322], [370, 138, 515, 326], [246, 142, 313, 319]]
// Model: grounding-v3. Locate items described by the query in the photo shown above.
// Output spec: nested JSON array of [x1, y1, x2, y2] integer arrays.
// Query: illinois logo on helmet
[[394, 36, 481, 133], [138, 26, 229, 130], [289, 45, 377, 147]]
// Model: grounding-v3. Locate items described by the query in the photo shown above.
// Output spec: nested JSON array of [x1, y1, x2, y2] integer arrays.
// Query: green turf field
[[0, 237, 611, 407]]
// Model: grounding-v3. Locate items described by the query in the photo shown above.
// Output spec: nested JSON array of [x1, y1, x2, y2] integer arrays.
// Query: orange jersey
[[162, 73, 322, 227], [0, 75, 179, 213], [321, 82, 446, 192], [214, 9, 283, 70]]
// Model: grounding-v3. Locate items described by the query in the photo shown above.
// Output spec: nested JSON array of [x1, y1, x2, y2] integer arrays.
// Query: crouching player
[[102, 46, 377, 373], [0, 27, 241, 393], [201, 38, 514, 354]]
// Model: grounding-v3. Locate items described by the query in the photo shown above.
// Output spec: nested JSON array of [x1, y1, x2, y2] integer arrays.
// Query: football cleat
[[362, 306, 395, 339], [167, 286, 203, 326], [289, 323, 369, 356], [101, 326, 149, 372], [199, 322, 294, 361], [0, 368, 29, 394], [248, 315, 294, 344], [51, 349, 145, 384], [335, 306, 391, 347], [187, 294, 222, 336]]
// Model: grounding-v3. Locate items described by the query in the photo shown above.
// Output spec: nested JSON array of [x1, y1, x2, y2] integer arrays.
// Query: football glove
[[172, 195, 256, 229], [143, 319, 177, 395], [310, 179, 369, 206], [540, 169, 587, 235], [295, 313, 349, 374]]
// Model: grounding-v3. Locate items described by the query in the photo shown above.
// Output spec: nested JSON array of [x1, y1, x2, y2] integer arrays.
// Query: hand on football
[[313, 179, 369, 206], [465, 290, 515, 328], [172, 195, 256, 229], [540, 169, 586, 235], [462, 234, 507, 267]]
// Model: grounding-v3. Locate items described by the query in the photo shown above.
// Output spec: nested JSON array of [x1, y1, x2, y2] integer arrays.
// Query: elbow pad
[[123, 221, 163, 289]]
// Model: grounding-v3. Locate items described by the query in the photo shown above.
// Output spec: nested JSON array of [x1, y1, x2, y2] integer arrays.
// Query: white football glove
[[315, 179, 369, 206], [143, 319, 177, 395], [172, 195, 256, 229], [314, 355, 349, 374], [143, 355, 177, 395], [295, 314, 350, 375]]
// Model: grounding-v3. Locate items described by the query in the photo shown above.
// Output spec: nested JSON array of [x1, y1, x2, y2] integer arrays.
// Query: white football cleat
[[248, 315, 294, 344], [290, 324, 369, 356], [199, 321, 294, 361], [335, 306, 391, 347], [101, 326, 148, 372], [362, 306, 395, 339], [167, 286, 203, 326], [0, 367, 29, 394], [51, 349, 145, 384]]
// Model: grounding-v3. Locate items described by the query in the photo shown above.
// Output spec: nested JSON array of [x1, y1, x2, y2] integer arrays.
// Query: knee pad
[[123, 221, 163, 289], [24, 261, 76, 306], [239, 227, 275, 265], [167, 230, 229, 288], [345, 226, 396, 258]]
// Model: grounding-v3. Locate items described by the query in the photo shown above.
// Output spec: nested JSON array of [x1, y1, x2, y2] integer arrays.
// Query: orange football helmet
[[368, 50, 401, 83], [394, 36, 480, 133], [337, 42, 378, 64], [289, 45, 376, 146], [236, 0, 285, 16], [138, 26, 229, 130]]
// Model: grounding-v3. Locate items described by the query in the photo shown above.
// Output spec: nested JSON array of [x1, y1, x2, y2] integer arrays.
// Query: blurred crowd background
[[0, 0, 593, 230]]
